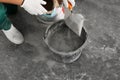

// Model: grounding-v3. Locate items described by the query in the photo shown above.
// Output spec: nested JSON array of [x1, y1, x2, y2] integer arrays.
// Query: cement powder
[[43, 0, 53, 11], [47, 21, 86, 53], [43, 0, 62, 11]]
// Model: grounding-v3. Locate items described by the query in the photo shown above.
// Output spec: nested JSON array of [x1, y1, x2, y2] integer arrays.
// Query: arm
[[0, 0, 47, 15], [0, 0, 23, 5]]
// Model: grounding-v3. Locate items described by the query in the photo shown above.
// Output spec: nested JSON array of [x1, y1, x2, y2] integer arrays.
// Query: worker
[[0, 0, 75, 44]]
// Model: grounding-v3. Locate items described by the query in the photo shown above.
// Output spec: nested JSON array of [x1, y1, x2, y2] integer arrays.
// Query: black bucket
[[44, 20, 88, 63]]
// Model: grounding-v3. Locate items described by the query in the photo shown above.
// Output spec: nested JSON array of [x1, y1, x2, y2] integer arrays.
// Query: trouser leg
[[0, 3, 11, 30], [3, 3, 18, 15]]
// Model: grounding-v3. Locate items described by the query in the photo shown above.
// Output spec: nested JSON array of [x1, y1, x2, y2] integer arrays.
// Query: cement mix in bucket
[[43, 0, 53, 11], [36, 0, 62, 24], [47, 21, 86, 53], [43, 0, 62, 11]]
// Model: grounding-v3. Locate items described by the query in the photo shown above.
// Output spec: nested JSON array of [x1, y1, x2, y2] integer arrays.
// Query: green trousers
[[0, 3, 17, 30]]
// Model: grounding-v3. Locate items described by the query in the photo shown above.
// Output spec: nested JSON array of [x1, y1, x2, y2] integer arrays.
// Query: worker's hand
[[21, 0, 47, 15], [63, 0, 75, 10]]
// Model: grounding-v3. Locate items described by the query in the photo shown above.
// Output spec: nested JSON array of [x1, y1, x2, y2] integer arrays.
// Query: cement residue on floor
[[0, 0, 120, 80]]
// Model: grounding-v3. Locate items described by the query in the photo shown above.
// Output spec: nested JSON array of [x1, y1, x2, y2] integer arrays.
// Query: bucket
[[44, 20, 88, 63], [37, 0, 64, 24]]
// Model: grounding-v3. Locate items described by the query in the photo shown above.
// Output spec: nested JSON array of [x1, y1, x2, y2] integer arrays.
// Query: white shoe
[[2, 24, 24, 44]]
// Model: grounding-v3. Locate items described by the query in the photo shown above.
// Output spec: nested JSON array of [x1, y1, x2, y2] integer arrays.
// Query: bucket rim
[[43, 20, 88, 56]]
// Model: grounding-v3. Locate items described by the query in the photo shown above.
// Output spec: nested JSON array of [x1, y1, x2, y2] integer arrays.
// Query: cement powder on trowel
[[47, 21, 85, 52]]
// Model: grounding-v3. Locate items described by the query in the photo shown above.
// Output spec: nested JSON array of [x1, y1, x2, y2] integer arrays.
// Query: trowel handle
[[68, 1, 73, 11]]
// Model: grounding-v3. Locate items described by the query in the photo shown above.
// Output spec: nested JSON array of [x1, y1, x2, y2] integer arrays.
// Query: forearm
[[0, 0, 23, 5]]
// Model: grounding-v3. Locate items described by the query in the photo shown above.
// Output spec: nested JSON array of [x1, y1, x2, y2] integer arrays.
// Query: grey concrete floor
[[0, 0, 120, 80]]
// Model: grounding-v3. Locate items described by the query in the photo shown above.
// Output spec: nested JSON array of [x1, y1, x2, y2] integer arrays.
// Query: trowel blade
[[65, 13, 84, 36], [64, 6, 72, 19]]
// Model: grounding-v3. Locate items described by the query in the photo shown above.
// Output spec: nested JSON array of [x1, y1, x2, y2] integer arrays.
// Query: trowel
[[64, 3, 85, 36]]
